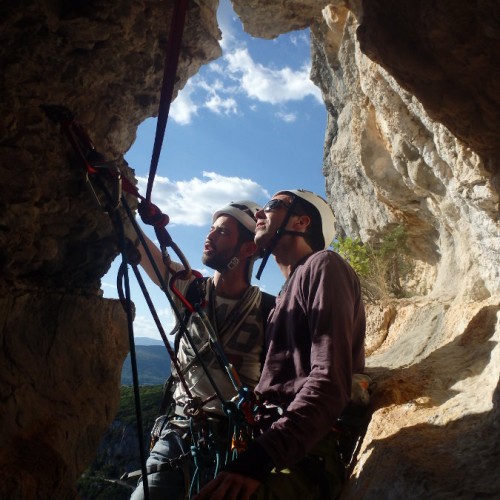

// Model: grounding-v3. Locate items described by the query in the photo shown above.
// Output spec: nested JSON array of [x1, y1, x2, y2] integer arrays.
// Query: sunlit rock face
[[1, 0, 499, 497], [313, 2, 500, 302], [307, 2, 500, 498]]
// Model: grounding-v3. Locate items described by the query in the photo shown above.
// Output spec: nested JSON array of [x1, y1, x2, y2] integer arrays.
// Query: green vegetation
[[333, 225, 414, 300], [121, 345, 171, 385], [118, 385, 166, 426], [332, 236, 371, 277], [77, 385, 164, 500]]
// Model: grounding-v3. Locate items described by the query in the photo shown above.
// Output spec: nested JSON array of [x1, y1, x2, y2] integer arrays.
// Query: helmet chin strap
[[256, 197, 299, 280], [280, 230, 306, 238], [222, 242, 255, 284]]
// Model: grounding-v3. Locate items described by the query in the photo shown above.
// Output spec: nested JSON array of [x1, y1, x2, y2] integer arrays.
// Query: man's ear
[[291, 215, 311, 232], [239, 240, 259, 259]]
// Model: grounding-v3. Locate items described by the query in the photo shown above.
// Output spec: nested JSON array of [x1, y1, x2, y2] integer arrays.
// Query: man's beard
[[201, 251, 233, 272]]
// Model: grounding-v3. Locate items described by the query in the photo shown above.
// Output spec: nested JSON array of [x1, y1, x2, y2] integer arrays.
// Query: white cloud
[[275, 110, 297, 123], [208, 61, 226, 75], [170, 81, 198, 125], [205, 94, 238, 115], [198, 266, 214, 277], [290, 32, 309, 47], [197, 78, 238, 115], [168, 5, 321, 126], [133, 309, 176, 339], [224, 48, 322, 104], [137, 172, 269, 226]]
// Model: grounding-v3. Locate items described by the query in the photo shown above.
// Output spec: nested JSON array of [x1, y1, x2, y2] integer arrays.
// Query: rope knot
[[138, 200, 170, 228]]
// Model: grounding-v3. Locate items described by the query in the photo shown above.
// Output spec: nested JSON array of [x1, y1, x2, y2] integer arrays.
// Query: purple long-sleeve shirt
[[254, 250, 366, 469]]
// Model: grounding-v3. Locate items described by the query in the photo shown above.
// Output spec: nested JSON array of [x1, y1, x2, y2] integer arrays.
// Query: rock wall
[[1, 0, 220, 497], [309, 2, 500, 497], [0, 292, 129, 499], [1, 0, 499, 498]]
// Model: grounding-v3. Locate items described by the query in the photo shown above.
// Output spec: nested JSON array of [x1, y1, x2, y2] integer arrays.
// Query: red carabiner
[[169, 269, 204, 313]]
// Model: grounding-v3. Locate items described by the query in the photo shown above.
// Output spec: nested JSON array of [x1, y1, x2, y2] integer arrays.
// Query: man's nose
[[255, 208, 265, 219]]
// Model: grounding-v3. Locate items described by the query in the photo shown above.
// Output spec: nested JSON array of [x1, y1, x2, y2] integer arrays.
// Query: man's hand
[[193, 471, 261, 500]]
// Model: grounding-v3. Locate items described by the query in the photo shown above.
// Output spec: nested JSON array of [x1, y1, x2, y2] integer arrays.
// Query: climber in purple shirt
[[195, 189, 366, 500]]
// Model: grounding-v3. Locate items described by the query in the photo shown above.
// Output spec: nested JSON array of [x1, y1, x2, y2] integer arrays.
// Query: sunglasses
[[262, 199, 293, 212]]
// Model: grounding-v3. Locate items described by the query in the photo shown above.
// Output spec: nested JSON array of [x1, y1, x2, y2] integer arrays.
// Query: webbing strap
[[256, 195, 299, 279], [146, 0, 188, 202]]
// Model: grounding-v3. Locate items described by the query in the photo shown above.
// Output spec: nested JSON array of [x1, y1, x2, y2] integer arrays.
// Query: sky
[[102, 0, 328, 341]]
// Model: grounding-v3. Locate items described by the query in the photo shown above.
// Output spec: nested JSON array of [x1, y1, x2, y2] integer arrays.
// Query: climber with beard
[[194, 190, 366, 500], [129, 200, 275, 500]]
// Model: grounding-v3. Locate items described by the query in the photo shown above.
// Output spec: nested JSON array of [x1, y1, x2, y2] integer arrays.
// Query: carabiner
[[169, 269, 204, 313]]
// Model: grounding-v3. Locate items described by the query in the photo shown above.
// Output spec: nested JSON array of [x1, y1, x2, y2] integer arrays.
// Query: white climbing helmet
[[275, 189, 336, 249], [212, 200, 261, 233]]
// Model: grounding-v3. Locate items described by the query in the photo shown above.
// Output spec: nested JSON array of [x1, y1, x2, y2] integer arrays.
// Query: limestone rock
[[346, 298, 500, 499], [0, 291, 129, 498]]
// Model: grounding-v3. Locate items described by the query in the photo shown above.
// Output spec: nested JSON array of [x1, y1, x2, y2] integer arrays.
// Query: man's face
[[201, 215, 241, 271], [254, 194, 294, 249]]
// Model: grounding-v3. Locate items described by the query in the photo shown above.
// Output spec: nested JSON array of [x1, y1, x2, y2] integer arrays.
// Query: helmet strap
[[255, 196, 299, 280], [280, 230, 306, 238]]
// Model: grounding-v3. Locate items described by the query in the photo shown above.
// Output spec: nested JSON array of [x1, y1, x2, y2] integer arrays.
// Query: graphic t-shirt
[[168, 263, 264, 416]]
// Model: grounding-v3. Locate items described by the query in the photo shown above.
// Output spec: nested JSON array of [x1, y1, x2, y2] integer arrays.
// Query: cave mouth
[[101, 2, 328, 333]]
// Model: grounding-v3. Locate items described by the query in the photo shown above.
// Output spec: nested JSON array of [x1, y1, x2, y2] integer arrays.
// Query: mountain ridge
[[121, 344, 171, 385], [134, 336, 164, 346]]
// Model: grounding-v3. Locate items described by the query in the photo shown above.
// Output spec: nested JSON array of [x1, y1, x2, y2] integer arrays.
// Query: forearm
[[135, 231, 171, 287], [261, 328, 352, 467], [257, 375, 350, 470]]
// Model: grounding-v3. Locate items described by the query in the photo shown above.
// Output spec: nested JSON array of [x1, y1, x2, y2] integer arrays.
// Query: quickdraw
[[42, 102, 259, 492], [169, 272, 261, 456], [169, 272, 259, 428]]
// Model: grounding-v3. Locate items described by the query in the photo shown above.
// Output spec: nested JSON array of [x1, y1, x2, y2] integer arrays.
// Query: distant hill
[[121, 345, 171, 385], [134, 336, 164, 346], [78, 344, 171, 497], [78, 385, 164, 499]]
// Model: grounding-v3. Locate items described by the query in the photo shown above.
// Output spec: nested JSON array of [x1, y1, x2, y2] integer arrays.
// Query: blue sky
[[102, 0, 327, 341]]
